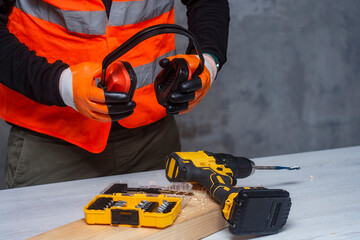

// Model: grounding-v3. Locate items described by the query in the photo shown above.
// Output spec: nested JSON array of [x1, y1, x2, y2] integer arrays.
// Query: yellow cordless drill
[[165, 151, 298, 235]]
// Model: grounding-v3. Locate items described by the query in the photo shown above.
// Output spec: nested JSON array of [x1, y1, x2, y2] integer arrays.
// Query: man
[[0, 0, 230, 188]]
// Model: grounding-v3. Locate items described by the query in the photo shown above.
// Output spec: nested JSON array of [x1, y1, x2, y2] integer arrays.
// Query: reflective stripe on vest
[[1, 0, 175, 153], [15, 0, 108, 35], [135, 50, 175, 89], [15, 0, 173, 35], [109, 0, 174, 27]]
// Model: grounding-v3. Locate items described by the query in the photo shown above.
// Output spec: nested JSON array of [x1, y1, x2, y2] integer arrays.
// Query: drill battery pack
[[84, 193, 182, 228], [227, 188, 291, 235]]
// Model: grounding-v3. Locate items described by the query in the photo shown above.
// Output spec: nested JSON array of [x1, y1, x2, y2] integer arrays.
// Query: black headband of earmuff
[[100, 24, 205, 87]]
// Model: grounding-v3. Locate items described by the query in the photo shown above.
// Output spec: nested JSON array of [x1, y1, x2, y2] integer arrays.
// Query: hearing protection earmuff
[[100, 24, 205, 107]]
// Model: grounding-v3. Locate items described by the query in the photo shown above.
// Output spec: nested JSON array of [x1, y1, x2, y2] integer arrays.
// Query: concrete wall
[[1, 0, 359, 189], [175, 0, 360, 156]]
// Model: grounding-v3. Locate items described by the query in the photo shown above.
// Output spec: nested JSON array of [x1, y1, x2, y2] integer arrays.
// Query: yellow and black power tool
[[165, 151, 299, 235]]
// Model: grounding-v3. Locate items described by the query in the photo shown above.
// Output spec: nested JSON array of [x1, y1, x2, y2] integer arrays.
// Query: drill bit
[[254, 165, 301, 170]]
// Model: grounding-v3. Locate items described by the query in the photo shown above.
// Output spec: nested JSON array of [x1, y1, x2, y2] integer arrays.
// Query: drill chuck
[[206, 152, 255, 179]]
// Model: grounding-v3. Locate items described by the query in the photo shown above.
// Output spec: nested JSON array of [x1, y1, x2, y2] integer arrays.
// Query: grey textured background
[[0, 0, 359, 189]]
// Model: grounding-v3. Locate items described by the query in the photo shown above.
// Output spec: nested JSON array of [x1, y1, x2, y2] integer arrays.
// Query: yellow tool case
[[84, 193, 182, 228]]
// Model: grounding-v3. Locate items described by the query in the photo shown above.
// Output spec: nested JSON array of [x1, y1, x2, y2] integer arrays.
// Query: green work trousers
[[5, 116, 181, 188]]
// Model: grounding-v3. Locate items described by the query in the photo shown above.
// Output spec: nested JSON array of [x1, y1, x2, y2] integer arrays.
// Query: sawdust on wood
[[176, 185, 221, 223]]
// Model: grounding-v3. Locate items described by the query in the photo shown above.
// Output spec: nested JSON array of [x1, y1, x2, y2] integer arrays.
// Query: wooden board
[[29, 188, 228, 240]]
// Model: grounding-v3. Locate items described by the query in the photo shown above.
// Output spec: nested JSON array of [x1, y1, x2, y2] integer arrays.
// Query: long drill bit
[[254, 165, 301, 170]]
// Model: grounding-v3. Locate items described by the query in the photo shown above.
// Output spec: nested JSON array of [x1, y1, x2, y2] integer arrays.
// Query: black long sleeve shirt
[[0, 0, 229, 106]]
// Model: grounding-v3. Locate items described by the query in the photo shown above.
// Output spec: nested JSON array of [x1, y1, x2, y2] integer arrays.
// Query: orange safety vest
[[0, 0, 175, 153]]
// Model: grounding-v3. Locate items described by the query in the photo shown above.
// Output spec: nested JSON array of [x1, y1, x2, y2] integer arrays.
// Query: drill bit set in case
[[84, 183, 192, 228]]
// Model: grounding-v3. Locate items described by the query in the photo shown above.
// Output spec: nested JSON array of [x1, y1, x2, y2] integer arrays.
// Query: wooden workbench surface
[[29, 187, 227, 240], [1, 146, 360, 239]]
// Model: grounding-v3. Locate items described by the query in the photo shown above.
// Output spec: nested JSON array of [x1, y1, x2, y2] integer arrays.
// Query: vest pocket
[[5, 126, 27, 188]]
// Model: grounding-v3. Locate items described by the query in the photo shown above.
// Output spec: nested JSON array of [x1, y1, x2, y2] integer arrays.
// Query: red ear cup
[[105, 61, 135, 93], [154, 58, 192, 107]]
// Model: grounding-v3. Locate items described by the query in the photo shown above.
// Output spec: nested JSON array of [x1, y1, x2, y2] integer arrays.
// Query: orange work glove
[[59, 62, 135, 122], [158, 54, 218, 114]]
